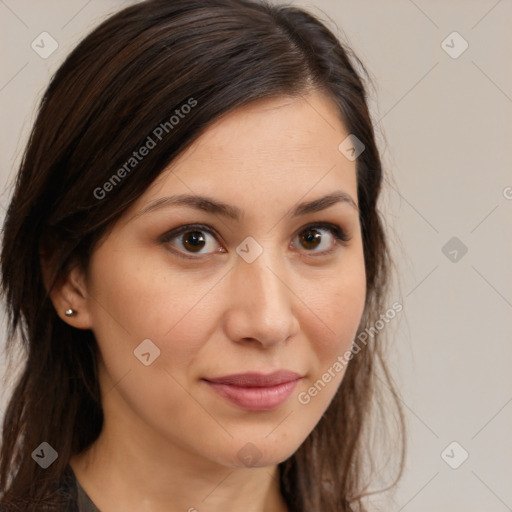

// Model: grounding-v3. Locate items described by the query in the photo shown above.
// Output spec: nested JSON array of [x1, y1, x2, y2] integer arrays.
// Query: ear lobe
[[40, 255, 93, 330]]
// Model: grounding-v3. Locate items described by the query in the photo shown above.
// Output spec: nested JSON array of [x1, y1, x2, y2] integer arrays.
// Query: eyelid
[[160, 221, 351, 259], [298, 221, 351, 244]]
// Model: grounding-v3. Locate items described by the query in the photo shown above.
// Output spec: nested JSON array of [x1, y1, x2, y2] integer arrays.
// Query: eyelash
[[160, 222, 351, 260]]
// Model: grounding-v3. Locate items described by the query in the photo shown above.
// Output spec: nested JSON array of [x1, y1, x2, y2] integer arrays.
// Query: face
[[74, 91, 366, 469]]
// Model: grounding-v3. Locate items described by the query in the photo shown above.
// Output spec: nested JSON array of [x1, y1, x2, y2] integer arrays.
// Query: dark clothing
[[0, 465, 101, 512], [61, 465, 102, 512]]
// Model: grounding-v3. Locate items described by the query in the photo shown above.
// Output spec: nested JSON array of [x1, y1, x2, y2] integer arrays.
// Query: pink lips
[[203, 370, 302, 412]]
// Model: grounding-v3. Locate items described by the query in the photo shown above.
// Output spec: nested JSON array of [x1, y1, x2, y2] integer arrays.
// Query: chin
[[216, 437, 302, 469]]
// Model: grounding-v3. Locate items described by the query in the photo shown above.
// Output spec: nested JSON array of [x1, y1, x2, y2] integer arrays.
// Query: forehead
[[124, 91, 359, 227], [156, 92, 355, 186], [179, 93, 346, 163]]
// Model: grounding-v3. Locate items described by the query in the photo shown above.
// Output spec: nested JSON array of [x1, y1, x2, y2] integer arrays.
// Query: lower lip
[[203, 379, 301, 412]]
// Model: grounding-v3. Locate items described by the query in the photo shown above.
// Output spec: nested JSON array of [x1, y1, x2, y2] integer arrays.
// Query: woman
[[0, 0, 405, 510]]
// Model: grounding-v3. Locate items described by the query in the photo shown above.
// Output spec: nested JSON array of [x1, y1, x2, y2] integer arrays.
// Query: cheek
[[305, 261, 366, 359], [86, 249, 215, 429], [87, 245, 213, 340], [86, 246, 225, 388], [295, 252, 366, 412]]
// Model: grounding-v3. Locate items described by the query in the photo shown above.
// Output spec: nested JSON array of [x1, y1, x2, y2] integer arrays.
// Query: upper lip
[[204, 370, 302, 387]]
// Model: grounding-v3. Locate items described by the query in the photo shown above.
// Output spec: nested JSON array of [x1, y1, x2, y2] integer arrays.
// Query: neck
[[69, 395, 289, 512]]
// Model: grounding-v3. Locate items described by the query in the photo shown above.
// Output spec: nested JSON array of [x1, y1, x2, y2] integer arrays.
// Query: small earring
[[64, 308, 76, 317]]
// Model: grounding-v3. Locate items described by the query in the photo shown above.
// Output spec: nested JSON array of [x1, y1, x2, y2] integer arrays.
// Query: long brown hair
[[0, 0, 405, 510]]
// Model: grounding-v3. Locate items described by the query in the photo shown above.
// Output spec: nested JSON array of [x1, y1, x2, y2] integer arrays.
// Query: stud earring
[[64, 308, 76, 317]]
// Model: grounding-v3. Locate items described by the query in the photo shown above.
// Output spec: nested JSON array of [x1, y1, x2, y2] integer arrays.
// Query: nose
[[222, 249, 300, 348]]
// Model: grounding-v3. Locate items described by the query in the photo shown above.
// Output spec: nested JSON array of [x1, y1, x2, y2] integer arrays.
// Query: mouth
[[202, 370, 303, 412]]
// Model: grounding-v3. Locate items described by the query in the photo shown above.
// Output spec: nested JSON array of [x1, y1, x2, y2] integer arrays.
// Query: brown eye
[[162, 225, 223, 257], [161, 222, 350, 260], [299, 228, 322, 250], [293, 223, 350, 255], [181, 231, 207, 252]]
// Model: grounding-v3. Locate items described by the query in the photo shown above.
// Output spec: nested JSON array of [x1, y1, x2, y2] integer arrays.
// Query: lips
[[205, 370, 302, 387], [202, 370, 302, 412]]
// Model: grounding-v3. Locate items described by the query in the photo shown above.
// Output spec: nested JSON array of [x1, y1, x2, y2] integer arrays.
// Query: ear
[[40, 254, 93, 330]]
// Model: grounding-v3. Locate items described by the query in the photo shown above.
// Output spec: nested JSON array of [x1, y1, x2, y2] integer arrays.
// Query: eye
[[160, 222, 351, 260], [161, 224, 224, 258], [292, 222, 350, 255]]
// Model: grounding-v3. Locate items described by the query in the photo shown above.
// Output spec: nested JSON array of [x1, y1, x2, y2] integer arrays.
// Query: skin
[[50, 91, 367, 512]]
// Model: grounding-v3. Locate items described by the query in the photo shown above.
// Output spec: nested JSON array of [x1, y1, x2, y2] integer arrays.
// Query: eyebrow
[[134, 190, 359, 221]]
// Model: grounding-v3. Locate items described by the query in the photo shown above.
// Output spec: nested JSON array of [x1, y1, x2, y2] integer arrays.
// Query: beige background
[[1, 1, 511, 510]]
